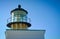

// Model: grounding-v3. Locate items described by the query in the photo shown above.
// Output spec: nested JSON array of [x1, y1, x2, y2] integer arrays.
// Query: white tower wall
[[5, 29, 45, 39]]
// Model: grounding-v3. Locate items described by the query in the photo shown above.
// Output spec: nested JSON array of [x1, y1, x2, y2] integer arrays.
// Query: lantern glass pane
[[12, 12, 27, 22]]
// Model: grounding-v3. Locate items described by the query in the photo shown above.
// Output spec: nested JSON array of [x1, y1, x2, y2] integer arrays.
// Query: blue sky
[[0, 0, 60, 39]]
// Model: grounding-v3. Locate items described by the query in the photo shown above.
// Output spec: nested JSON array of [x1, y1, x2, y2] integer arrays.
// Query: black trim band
[[7, 22, 31, 28]]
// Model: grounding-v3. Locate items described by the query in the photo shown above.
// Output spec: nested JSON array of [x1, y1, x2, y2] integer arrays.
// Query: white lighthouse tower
[[5, 5, 45, 39]]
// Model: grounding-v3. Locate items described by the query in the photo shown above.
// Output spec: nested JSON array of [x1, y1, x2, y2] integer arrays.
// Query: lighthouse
[[7, 5, 31, 29], [5, 5, 45, 39]]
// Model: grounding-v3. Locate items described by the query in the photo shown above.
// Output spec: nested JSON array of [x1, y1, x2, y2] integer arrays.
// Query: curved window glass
[[11, 12, 27, 22]]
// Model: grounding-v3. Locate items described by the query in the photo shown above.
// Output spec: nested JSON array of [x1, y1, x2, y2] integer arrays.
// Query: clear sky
[[0, 0, 60, 39]]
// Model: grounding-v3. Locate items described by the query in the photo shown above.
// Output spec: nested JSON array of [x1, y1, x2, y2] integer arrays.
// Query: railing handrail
[[7, 17, 31, 23]]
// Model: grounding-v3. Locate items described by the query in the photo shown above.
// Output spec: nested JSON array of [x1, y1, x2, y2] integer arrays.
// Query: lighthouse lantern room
[[7, 5, 31, 29]]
